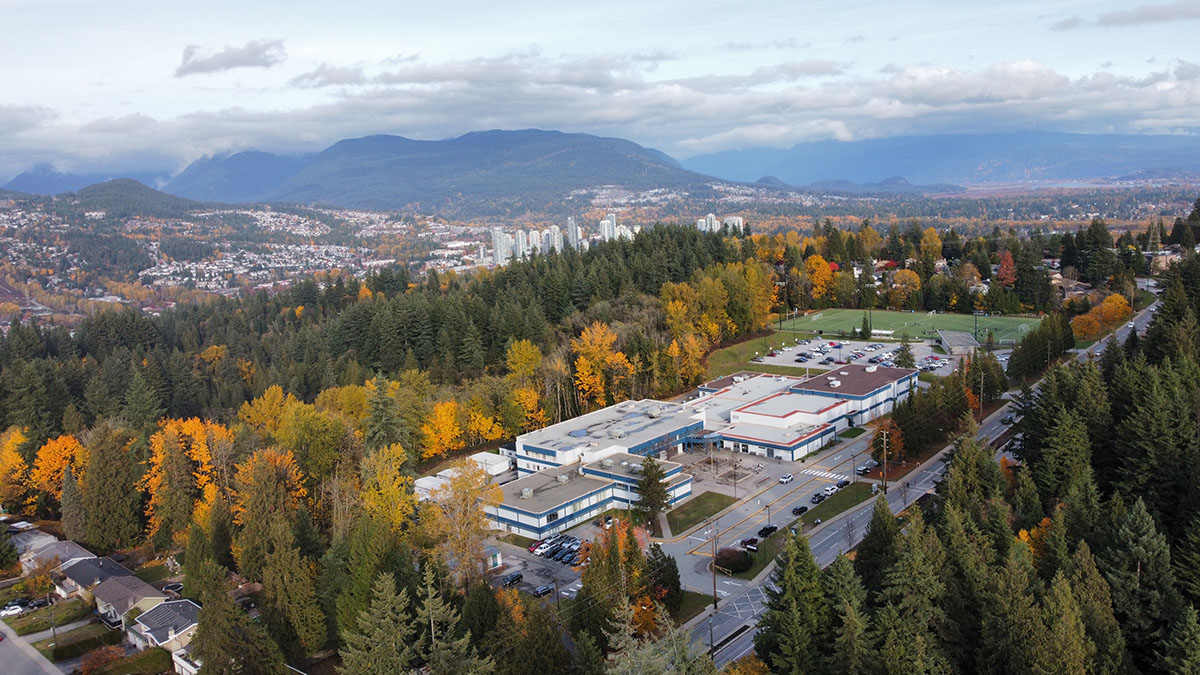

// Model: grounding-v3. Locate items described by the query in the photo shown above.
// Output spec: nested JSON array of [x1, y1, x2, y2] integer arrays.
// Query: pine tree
[[821, 554, 866, 624], [336, 517, 395, 640], [895, 334, 916, 369], [60, 463, 86, 542], [572, 633, 606, 675], [830, 601, 874, 674], [191, 560, 286, 675], [1097, 498, 1178, 672], [122, 369, 163, 431], [338, 573, 416, 675], [754, 529, 828, 671], [461, 579, 501, 650], [854, 495, 900, 602], [647, 542, 683, 615], [1037, 573, 1095, 675], [82, 425, 140, 550], [364, 375, 401, 452], [1013, 469, 1044, 531], [183, 522, 212, 601], [416, 565, 494, 675], [634, 456, 670, 527], [261, 516, 326, 659], [1173, 516, 1200, 605], [878, 511, 950, 672], [1159, 606, 1200, 674]]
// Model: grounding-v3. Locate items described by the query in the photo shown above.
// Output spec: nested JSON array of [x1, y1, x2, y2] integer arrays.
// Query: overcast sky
[[3, 0, 1200, 179]]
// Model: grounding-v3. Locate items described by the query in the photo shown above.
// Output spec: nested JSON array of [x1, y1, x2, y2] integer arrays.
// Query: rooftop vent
[[646, 409, 661, 419], [830, 380, 842, 388], [607, 429, 627, 439], [865, 365, 878, 373], [601, 458, 614, 468], [840, 371, 850, 376], [520, 488, 534, 499], [620, 461, 630, 468], [733, 376, 745, 383], [556, 474, 570, 484], [630, 463, 643, 472]]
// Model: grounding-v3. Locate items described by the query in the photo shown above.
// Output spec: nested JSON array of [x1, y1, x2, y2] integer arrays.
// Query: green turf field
[[776, 309, 1041, 342]]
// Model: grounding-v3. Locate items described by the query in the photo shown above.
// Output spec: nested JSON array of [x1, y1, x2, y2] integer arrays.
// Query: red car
[[528, 540, 544, 552]]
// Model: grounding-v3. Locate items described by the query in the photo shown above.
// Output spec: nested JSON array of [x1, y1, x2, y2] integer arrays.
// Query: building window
[[547, 511, 559, 522]]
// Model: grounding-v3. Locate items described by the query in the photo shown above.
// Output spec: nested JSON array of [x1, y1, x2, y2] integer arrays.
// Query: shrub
[[82, 645, 125, 675], [714, 547, 753, 573]]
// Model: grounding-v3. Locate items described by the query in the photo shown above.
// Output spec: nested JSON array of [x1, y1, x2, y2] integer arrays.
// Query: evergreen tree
[[336, 517, 395, 640], [979, 543, 1045, 674], [754, 529, 828, 671], [821, 554, 866, 624], [1160, 606, 1200, 674], [364, 375, 401, 452], [461, 579, 501, 650], [646, 543, 683, 615], [209, 490, 235, 570], [60, 463, 86, 542], [1012, 469, 1044, 531], [878, 510, 950, 673], [830, 601, 874, 675], [572, 633, 606, 675], [183, 522, 213, 601], [261, 516, 326, 659], [415, 565, 494, 675], [1038, 573, 1095, 675], [895, 334, 917, 369], [1097, 498, 1179, 671], [191, 561, 286, 675], [82, 425, 140, 550], [1173, 516, 1200, 605], [854, 495, 901, 602], [634, 456, 670, 527], [338, 573, 416, 675], [122, 369, 163, 431]]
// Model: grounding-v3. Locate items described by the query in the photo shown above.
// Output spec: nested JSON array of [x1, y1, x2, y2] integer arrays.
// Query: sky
[[3, 0, 1200, 180]]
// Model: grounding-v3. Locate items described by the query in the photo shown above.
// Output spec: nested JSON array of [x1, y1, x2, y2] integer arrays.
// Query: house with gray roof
[[21, 539, 93, 574], [128, 599, 200, 655], [55, 556, 132, 599], [93, 575, 167, 629]]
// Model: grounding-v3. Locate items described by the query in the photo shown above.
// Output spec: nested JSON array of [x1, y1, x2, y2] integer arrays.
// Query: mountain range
[[4, 130, 1200, 214], [682, 131, 1200, 185]]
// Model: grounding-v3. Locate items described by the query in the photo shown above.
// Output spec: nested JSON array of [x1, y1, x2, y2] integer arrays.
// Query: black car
[[836, 479, 850, 489], [553, 548, 573, 563], [791, 505, 808, 516], [811, 493, 826, 504], [757, 525, 779, 538], [532, 585, 554, 597], [501, 572, 523, 587], [29, 598, 49, 609]]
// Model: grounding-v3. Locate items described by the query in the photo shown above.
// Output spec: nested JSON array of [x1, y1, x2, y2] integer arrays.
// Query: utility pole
[[709, 518, 719, 611], [881, 429, 889, 494], [554, 578, 561, 610], [978, 365, 985, 421]]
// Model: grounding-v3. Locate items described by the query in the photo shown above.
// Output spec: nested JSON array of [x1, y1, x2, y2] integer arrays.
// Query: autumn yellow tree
[[30, 435, 87, 499], [237, 385, 300, 438], [889, 269, 922, 308], [466, 404, 505, 445], [421, 400, 464, 459], [805, 255, 833, 300], [142, 419, 227, 546], [678, 334, 707, 385], [572, 322, 635, 409], [506, 339, 544, 384], [0, 428, 28, 511], [360, 442, 416, 533], [423, 459, 503, 587]]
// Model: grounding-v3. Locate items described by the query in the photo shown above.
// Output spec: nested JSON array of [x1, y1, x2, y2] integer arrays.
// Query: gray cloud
[[290, 64, 367, 89], [1051, 1, 1200, 30], [0, 104, 56, 133], [175, 39, 286, 77]]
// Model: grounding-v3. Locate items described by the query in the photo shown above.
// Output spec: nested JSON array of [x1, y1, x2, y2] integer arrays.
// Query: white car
[[822, 485, 839, 496], [1127, 322, 1136, 329], [779, 473, 794, 484], [0, 605, 22, 617]]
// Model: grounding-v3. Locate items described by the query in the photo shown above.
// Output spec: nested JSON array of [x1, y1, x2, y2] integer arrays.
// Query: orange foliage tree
[[0, 428, 29, 511], [421, 400, 464, 459], [30, 435, 87, 499], [571, 322, 634, 409], [142, 419, 228, 545]]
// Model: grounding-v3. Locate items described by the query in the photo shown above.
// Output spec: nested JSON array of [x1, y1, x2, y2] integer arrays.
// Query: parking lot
[[491, 535, 587, 600], [752, 337, 1011, 376]]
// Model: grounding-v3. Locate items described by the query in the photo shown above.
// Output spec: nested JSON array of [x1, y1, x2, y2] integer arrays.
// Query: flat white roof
[[584, 452, 684, 481], [469, 451, 510, 468], [735, 391, 846, 418], [519, 399, 700, 454], [721, 421, 829, 448], [689, 374, 800, 422]]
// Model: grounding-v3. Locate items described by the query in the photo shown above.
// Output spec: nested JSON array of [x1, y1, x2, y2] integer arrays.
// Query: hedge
[[714, 547, 753, 573], [50, 627, 122, 661]]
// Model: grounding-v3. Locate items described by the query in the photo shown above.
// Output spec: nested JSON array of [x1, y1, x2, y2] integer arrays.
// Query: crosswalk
[[801, 468, 851, 481]]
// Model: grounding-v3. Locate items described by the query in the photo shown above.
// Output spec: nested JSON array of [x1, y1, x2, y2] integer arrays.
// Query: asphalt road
[[694, 296, 1160, 669], [0, 623, 61, 675]]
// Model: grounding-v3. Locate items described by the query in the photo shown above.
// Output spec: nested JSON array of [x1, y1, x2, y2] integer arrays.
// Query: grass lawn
[[1134, 288, 1156, 310], [498, 533, 537, 549], [96, 647, 173, 675], [778, 308, 1041, 343], [705, 334, 822, 379], [4, 598, 91, 636], [673, 590, 714, 626], [666, 491, 738, 535], [798, 483, 873, 526], [32, 621, 108, 658], [838, 427, 866, 439], [134, 562, 171, 584]]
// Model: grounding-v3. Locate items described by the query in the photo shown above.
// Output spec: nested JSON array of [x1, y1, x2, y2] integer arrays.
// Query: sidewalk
[[0, 621, 64, 675], [22, 617, 95, 645]]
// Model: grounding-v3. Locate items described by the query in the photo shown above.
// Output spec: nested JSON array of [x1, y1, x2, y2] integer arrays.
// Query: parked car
[[856, 465, 871, 475], [739, 537, 759, 548], [1001, 415, 1016, 425], [791, 505, 809, 516], [528, 539, 544, 552], [0, 605, 22, 617], [501, 572, 523, 587], [822, 485, 839, 497], [757, 525, 779, 538], [29, 598, 49, 609], [836, 479, 850, 489], [533, 585, 554, 597], [810, 493, 826, 504], [779, 473, 794, 484]]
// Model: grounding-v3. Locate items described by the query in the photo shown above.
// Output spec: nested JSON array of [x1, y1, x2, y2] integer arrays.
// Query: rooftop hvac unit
[[520, 488, 534, 499], [830, 380, 842, 388], [556, 474, 570, 484], [646, 409, 661, 419], [733, 376, 745, 383], [840, 371, 849, 375], [865, 365, 878, 372], [607, 429, 627, 439], [601, 458, 614, 468], [620, 461, 630, 468], [631, 463, 643, 472]]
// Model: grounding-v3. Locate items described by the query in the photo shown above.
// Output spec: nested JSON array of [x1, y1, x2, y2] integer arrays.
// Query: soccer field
[[776, 309, 1041, 342]]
